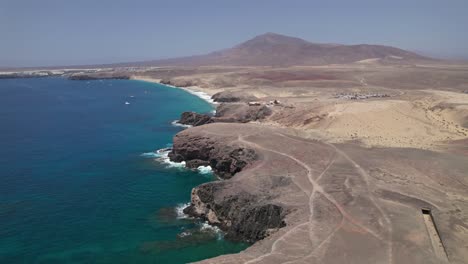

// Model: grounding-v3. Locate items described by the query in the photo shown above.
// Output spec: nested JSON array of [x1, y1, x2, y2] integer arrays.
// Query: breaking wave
[[197, 165, 213, 175], [141, 148, 186, 168], [175, 202, 190, 219], [142, 148, 215, 173], [161, 83, 217, 105], [199, 222, 223, 240], [185, 90, 216, 105], [171, 120, 192, 128]]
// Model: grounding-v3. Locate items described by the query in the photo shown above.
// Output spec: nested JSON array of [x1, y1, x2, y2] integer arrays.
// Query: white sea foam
[[185, 89, 216, 105], [162, 84, 217, 105], [171, 120, 192, 128], [142, 148, 214, 173], [140, 152, 160, 158], [141, 148, 186, 168], [178, 231, 191, 238], [197, 165, 213, 175], [175, 202, 190, 219], [199, 222, 223, 240], [160, 151, 186, 168]]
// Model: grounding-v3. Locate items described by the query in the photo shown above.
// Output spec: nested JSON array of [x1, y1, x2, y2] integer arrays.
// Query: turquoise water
[[0, 78, 248, 263]]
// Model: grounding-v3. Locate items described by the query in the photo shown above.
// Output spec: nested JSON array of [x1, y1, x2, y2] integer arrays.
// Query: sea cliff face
[[168, 126, 287, 242], [168, 131, 256, 179], [176, 99, 272, 128], [184, 182, 286, 242], [178, 112, 214, 127]]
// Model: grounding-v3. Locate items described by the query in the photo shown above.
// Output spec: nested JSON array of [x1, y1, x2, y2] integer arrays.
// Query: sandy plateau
[[129, 63, 468, 264], [134, 64, 468, 151]]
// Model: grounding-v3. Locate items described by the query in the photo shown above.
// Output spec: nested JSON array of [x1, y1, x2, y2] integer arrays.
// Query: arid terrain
[[6, 33, 468, 263], [133, 62, 468, 151], [126, 59, 468, 263]]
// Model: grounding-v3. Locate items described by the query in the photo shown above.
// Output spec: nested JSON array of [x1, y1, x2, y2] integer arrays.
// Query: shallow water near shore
[[0, 78, 248, 263]]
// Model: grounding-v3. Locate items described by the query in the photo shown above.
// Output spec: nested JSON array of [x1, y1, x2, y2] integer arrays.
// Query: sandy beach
[[131, 75, 219, 103]]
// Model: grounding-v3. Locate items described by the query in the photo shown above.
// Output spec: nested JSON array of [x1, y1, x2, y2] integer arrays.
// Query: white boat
[[125, 101, 130, 105]]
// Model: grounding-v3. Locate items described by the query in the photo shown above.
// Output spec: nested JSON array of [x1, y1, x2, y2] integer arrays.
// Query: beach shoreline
[[131, 76, 217, 105]]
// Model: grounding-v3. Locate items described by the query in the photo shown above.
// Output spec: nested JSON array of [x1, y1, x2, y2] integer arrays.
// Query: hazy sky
[[1, 0, 467, 67]]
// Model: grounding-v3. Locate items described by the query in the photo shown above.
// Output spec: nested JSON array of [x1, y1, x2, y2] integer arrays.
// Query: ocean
[[0, 78, 248, 263]]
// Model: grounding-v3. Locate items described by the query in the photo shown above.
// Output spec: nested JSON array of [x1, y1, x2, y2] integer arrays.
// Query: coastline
[[5, 70, 467, 263], [131, 76, 217, 105], [0, 77, 250, 263]]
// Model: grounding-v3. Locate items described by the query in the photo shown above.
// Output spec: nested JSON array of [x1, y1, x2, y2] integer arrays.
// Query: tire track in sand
[[240, 134, 384, 264]]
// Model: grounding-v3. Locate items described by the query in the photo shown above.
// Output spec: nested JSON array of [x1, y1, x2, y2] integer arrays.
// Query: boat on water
[[125, 101, 130, 105]]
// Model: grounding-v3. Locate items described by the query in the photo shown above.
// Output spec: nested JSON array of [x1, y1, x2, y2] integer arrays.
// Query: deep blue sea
[[0, 78, 247, 263]]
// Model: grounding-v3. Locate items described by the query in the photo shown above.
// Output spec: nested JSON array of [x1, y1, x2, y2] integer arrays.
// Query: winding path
[[237, 133, 391, 264]]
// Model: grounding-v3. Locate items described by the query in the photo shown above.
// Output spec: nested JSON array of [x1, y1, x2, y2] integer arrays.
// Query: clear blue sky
[[1, 0, 467, 67]]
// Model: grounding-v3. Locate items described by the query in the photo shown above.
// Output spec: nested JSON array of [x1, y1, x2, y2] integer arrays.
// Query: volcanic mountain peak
[[239, 32, 310, 46], [134, 32, 433, 67]]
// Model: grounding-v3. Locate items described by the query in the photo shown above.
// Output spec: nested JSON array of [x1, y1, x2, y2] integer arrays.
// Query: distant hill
[[130, 32, 433, 67]]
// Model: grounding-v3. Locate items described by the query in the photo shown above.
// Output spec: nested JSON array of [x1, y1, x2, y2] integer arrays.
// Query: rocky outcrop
[[176, 103, 272, 127], [168, 131, 256, 179], [160, 78, 196, 87], [215, 103, 272, 123], [178, 112, 214, 126], [183, 181, 286, 242], [169, 125, 287, 243], [211, 91, 258, 103]]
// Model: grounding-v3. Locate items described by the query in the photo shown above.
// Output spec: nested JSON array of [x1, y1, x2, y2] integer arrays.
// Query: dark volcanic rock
[[169, 126, 286, 242], [168, 132, 256, 179], [183, 181, 286, 242], [185, 159, 210, 168], [211, 91, 258, 103], [177, 103, 273, 128], [178, 112, 214, 126], [168, 124, 288, 243]]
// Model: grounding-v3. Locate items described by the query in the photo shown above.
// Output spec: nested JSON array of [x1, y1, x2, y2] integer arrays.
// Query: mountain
[[127, 32, 434, 67]]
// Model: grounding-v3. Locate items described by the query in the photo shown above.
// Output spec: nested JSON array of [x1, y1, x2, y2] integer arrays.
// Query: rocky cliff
[[212, 91, 258, 103], [168, 131, 256, 179], [168, 125, 287, 242], [214, 103, 272, 123], [183, 181, 286, 242], [177, 102, 272, 128], [163, 121, 468, 263], [178, 112, 214, 127]]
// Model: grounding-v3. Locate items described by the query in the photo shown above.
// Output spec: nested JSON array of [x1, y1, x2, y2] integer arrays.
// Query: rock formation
[[178, 112, 214, 126], [168, 130, 256, 179], [212, 91, 258, 103], [168, 125, 287, 242], [215, 103, 272, 123], [183, 181, 286, 242], [160, 78, 195, 87], [172, 123, 468, 264], [177, 101, 272, 128]]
